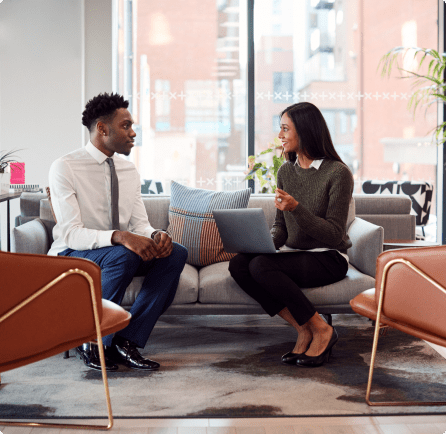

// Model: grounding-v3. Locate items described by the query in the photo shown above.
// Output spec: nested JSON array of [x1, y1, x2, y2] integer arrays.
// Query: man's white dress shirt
[[48, 141, 156, 256]]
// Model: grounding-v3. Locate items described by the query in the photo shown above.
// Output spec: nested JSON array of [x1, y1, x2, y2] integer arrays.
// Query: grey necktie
[[106, 158, 120, 230]]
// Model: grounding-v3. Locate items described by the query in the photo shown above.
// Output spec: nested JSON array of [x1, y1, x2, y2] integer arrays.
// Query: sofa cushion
[[198, 261, 260, 305], [198, 261, 374, 307], [301, 263, 375, 306], [12, 218, 50, 254], [143, 196, 171, 231], [121, 263, 199, 307], [354, 193, 412, 214], [247, 195, 276, 228], [19, 192, 47, 220], [167, 181, 251, 266], [355, 214, 415, 241]]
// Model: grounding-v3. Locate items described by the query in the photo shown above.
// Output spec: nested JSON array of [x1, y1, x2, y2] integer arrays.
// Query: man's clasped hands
[[111, 230, 173, 262]]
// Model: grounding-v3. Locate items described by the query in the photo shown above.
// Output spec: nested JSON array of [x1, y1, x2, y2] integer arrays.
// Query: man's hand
[[275, 188, 298, 212], [153, 231, 173, 258], [111, 231, 159, 262]]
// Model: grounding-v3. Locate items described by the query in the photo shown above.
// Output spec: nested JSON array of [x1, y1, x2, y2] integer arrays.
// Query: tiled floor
[[1, 415, 446, 434]]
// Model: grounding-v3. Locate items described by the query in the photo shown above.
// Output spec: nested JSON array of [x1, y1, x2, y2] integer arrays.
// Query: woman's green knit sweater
[[271, 159, 354, 254]]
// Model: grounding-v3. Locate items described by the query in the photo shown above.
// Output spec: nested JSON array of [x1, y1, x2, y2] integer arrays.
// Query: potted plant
[[244, 137, 285, 193], [378, 46, 446, 144], [0, 149, 22, 194]]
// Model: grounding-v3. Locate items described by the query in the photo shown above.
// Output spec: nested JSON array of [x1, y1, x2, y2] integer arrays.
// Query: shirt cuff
[[101, 230, 116, 248], [150, 229, 171, 239]]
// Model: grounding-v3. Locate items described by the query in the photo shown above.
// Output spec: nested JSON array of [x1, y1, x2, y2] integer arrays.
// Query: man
[[48, 92, 187, 371]]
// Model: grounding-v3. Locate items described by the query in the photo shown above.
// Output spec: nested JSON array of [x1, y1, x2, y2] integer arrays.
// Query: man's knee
[[105, 245, 142, 274], [171, 242, 188, 264], [164, 242, 188, 273]]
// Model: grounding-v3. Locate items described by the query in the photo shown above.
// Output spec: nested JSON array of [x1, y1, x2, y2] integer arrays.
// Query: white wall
[[84, 0, 113, 141], [0, 0, 113, 250], [0, 0, 83, 187]]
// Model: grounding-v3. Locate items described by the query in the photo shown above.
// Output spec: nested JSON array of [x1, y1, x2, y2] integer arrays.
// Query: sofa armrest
[[347, 217, 383, 278], [19, 192, 47, 218], [11, 218, 51, 254], [15, 215, 39, 227]]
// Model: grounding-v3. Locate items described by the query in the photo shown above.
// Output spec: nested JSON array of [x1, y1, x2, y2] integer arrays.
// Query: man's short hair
[[82, 93, 129, 132]]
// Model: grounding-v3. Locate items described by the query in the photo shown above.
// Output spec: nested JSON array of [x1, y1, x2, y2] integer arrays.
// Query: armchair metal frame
[[0, 267, 117, 430], [366, 257, 446, 407]]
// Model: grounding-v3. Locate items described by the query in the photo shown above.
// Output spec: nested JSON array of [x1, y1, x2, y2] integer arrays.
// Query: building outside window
[[114, 0, 439, 240], [273, 72, 293, 103]]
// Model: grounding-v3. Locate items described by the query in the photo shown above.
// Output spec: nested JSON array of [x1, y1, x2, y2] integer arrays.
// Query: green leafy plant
[[0, 149, 23, 173], [244, 137, 285, 193], [378, 46, 446, 144]]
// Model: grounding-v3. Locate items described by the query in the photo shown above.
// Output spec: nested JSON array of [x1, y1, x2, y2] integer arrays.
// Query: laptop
[[213, 208, 300, 254]]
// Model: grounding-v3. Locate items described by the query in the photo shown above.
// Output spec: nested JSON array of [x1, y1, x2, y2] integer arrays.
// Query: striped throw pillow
[[167, 181, 251, 266]]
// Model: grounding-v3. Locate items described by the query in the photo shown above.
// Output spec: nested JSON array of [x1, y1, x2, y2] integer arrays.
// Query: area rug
[[1, 314, 446, 419]]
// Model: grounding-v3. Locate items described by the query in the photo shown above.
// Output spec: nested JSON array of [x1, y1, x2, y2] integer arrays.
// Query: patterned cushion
[[167, 181, 251, 266], [362, 180, 433, 226]]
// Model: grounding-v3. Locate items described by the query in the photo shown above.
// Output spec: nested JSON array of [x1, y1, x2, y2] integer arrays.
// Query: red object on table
[[10, 162, 25, 184]]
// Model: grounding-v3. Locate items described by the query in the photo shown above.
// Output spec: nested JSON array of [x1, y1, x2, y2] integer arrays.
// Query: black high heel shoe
[[295, 328, 338, 368], [281, 342, 312, 365]]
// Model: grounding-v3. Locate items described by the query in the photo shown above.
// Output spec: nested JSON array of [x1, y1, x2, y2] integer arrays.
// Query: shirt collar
[[85, 141, 113, 165], [294, 157, 324, 170]]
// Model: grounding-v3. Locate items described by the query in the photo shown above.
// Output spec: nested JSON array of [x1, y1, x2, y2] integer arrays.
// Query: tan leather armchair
[[350, 245, 446, 406], [0, 250, 132, 430]]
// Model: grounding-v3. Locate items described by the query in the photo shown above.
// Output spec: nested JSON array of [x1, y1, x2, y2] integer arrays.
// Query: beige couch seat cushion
[[198, 261, 374, 307], [121, 263, 199, 307], [302, 263, 375, 306], [198, 261, 260, 305]]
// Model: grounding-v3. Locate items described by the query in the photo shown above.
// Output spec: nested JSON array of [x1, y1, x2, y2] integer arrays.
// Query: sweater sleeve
[[270, 167, 288, 248], [289, 164, 353, 247]]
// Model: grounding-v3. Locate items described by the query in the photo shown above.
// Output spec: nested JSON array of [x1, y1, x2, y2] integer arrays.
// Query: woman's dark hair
[[280, 102, 345, 165], [82, 92, 129, 132]]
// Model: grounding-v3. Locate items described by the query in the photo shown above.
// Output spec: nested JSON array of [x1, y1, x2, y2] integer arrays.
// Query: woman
[[229, 102, 354, 367]]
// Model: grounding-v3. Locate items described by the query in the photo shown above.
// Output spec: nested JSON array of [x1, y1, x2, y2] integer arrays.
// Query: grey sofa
[[14, 192, 48, 227], [354, 193, 416, 240], [15, 192, 415, 240], [11, 193, 402, 321]]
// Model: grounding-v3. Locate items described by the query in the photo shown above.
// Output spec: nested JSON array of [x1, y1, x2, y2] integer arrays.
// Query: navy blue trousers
[[59, 242, 188, 348]]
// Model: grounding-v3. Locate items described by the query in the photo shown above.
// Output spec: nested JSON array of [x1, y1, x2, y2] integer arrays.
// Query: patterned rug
[[1, 314, 446, 419]]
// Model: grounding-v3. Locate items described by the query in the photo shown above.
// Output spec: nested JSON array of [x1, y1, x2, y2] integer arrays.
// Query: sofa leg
[[63, 350, 70, 359]]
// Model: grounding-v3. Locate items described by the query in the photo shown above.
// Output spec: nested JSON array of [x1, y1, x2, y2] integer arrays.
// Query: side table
[[0, 192, 22, 251], [383, 239, 441, 251]]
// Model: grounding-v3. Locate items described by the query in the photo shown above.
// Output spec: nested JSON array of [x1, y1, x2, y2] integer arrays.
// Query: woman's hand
[[275, 188, 298, 212]]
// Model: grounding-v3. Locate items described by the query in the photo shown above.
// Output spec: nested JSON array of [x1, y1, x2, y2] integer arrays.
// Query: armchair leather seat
[[350, 245, 446, 406], [0, 250, 131, 429]]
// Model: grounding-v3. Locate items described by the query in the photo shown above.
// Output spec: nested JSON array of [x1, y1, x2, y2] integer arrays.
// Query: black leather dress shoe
[[282, 342, 312, 364], [295, 328, 339, 368], [110, 337, 160, 371], [76, 343, 119, 371]]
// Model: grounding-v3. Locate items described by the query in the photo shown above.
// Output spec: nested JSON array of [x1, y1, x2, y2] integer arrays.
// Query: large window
[[115, 0, 439, 240], [114, 0, 247, 193]]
